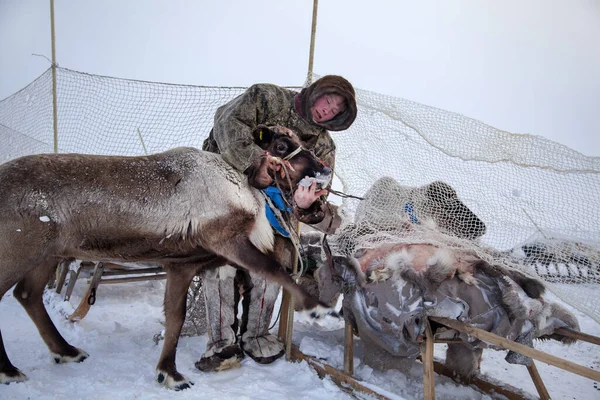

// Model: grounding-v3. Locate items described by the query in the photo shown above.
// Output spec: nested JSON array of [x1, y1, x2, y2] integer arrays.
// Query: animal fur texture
[[351, 243, 480, 289], [0, 125, 332, 389]]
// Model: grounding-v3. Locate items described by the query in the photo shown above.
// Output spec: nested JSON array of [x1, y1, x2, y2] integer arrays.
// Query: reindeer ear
[[253, 125, 274, 148], [426, 181, 457, 201]]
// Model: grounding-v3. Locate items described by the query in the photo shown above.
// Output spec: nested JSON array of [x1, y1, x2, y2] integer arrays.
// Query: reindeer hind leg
[[0, 277, 28, 384], [445, 342, 483, 379], [13, 260, 89, 364]]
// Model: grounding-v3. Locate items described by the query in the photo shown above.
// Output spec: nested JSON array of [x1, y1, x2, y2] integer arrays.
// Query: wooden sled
[[278, 291, 600, 400], [54, 260, 166, 321]]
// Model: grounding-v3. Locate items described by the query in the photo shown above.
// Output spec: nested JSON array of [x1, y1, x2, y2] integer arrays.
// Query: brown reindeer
[[0, 125, 333, 390]]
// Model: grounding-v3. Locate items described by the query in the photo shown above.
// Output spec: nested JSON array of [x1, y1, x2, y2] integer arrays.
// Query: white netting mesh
[[0, 68, 247, 158], [333, 87, 600, 324], [1, 67, 599, 323]]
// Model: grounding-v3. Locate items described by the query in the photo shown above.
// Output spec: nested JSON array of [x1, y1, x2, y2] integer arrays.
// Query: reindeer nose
[[322, 166, 332, 175]]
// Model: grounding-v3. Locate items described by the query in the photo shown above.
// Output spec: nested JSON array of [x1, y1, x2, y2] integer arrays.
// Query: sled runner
[[54, 260, 166, 321], [283, 308, 600, 400]]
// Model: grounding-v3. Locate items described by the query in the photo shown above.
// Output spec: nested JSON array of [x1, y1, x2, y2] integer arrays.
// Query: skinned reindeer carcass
[[0, 125, 333, 390]]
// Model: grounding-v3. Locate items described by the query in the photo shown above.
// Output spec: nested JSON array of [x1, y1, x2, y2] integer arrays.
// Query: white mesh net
[[1, 67, 599, 324], [332, 86, 600, 324]]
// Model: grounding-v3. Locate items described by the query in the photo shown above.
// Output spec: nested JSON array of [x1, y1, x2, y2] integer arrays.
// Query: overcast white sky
[[1, 0, 599, 155]]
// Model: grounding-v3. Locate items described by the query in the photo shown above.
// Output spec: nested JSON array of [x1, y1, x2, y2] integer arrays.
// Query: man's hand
[[294, 176, 327, 209]]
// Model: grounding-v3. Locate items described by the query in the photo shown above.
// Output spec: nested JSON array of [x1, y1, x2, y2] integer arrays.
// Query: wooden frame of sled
[[278, 293, 600, 400], [53, 260, 166, 321]]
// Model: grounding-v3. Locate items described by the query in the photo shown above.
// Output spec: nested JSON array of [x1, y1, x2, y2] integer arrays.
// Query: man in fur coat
[[196, 75, 357, 371]]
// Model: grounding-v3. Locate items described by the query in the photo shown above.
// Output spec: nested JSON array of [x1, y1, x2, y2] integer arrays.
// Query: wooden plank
[[54, 260, 69, 294], [343, 320, 354, 375], [429, 359, 528, 400], [430, 316, 600, 382], [527, 361, 551, 400], [284, 294, 295, 361], [63, 262, 96, 301], [98, 274, 166, 284], [64, 267, 85, 301], [291, 345, 391, 400], [296, 343, 529, 400], [277, 289, 291, 341], [421, 320, 435, 400], [68, 263, 105, 322], [555, 327, 600, 346], [101, 267, 164, 276]]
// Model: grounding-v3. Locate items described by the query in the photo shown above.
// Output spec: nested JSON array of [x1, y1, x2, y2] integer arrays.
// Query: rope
[[283, 146, 303, 161], [267, 161, 306, 280], [328, 188, 364, 200], [269, 231, 312, 331]]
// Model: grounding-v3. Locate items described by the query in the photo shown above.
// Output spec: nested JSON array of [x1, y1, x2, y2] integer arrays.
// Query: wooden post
[[54, 260, 69, 294], [430, 359, 528, 400], [281, 0, 321, 362], [429, 316, 600, 382], [50, 0, 58, 153], [421, 320, 436, 400], [343, 320, 354, 375], [555, 327, 600, 346], [69, 263, 105, 322], [280, 220, 305, 361], [306, 0, 319, 84], [283, 289, 295, 361], [277, 290, 291, 341], [291, 345, 391, 400], [527, 362, 551, 400]]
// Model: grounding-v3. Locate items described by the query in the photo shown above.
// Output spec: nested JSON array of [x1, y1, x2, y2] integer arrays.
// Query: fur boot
[[195, 266, 244, 372], [240, 271, 284, 364]]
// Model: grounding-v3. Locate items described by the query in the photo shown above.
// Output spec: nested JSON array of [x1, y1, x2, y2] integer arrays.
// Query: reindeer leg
[[0, 329, 29, 384], [13, 262, 89, 364], [0, 267, 29, 383], [445, 342, 483, 380], [156, 265, 198, 391]]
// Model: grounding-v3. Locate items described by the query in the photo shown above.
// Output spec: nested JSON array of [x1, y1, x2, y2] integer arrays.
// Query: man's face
[[311, 94, 345, 123]]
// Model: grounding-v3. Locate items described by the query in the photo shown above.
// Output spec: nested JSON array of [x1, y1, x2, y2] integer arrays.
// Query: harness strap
[[283, 145, 303, 161], [262, 186, 293, 237], [264, 195, 291, 237]]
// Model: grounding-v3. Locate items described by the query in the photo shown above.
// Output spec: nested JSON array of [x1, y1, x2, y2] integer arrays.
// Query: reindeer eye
[[276, 143, 287, 153]]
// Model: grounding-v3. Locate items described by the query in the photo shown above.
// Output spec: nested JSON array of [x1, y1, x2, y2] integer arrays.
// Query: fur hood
[[298, 75, 357, 131]]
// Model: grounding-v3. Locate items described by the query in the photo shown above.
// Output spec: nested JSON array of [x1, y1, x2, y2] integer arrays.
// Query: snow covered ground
[[1, 277, 599, 400]]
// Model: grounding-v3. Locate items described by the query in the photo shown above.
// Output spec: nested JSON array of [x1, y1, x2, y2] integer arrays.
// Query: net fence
[[1, 67, 599, 324]]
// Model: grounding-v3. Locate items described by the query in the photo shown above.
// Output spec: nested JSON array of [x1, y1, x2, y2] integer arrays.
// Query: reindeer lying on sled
[[0, 125, 333, 390], [308, 177, 579, 378]]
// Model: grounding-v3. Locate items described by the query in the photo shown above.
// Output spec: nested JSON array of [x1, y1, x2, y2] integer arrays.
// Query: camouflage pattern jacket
[[203, 83, 340, 233]]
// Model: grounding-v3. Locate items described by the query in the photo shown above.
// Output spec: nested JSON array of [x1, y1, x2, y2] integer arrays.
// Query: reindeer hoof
[[51, 347, 89, 364], [156, 370, 194, 390], [0, 368, 29, 384]]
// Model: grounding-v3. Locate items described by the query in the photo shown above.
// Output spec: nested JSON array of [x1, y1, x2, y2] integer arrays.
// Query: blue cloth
[[404, 201, 419, 223], [262, 186, 292, 237]]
